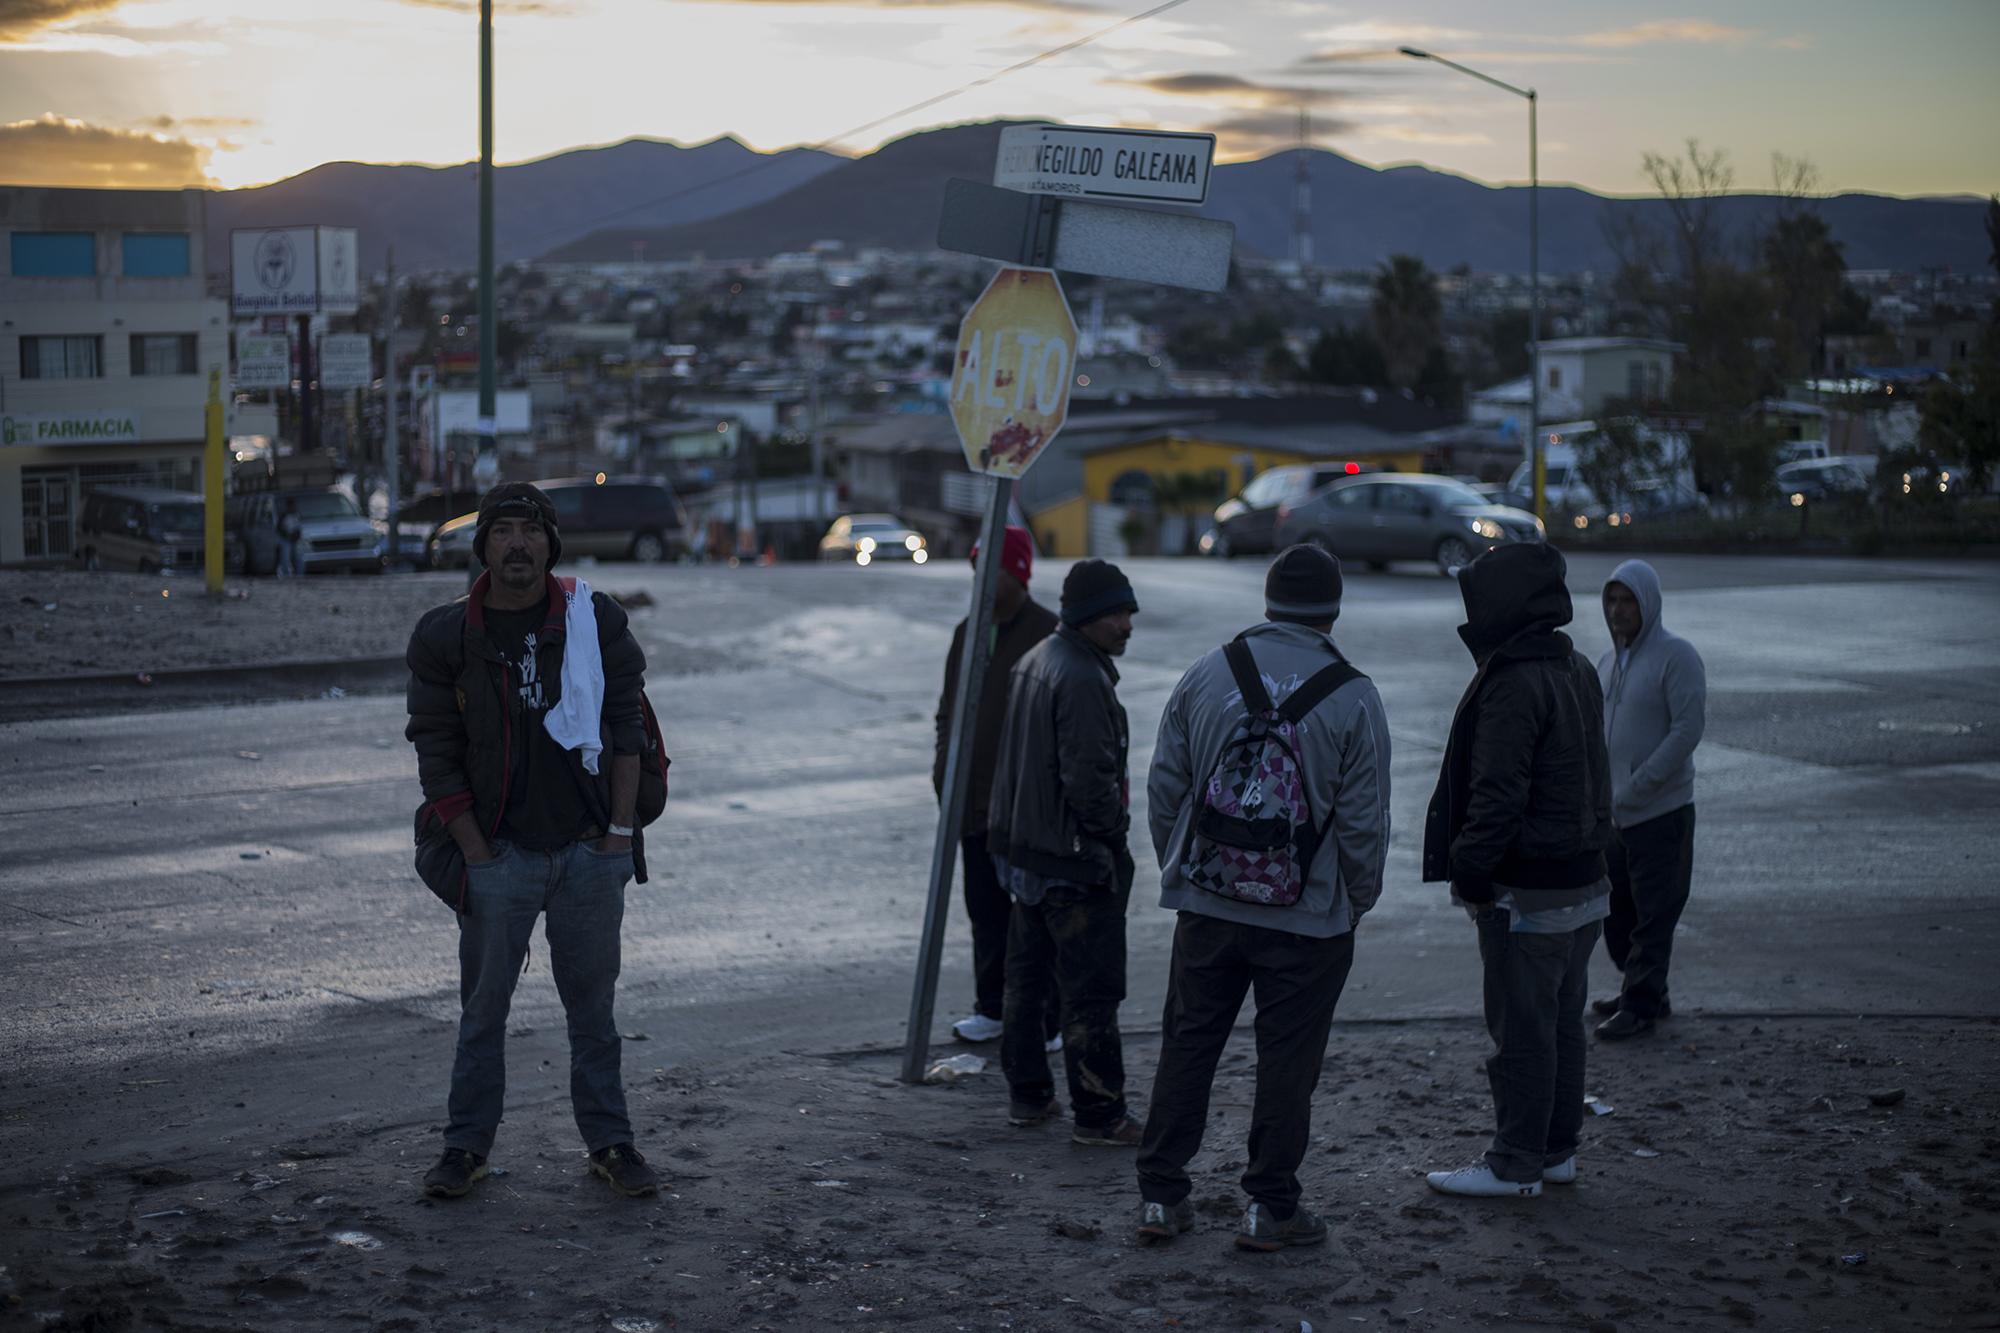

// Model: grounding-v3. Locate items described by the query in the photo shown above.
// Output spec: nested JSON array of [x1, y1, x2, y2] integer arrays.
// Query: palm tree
[[1370, 255, 1443, 391]]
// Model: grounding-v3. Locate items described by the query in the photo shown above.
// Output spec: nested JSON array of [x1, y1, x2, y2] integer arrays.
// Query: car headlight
[[911, 548, 928, 565], [1467, 517, 1505, 541], [856, 551, 872, 567], [904, 534, 922, 551], [858, 536, 877, 554]]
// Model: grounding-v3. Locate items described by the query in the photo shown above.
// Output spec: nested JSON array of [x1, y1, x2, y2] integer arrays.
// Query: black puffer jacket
[[406, 572, 651, 883], [986, 624, 1131, 887], [934, 598, 1060, 836], [1422, 544, 1610, 901]]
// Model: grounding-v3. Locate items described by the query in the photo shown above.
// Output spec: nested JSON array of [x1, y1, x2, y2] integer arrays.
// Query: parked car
[[426, 476, 688, 569], [77, 485, 238, 573], [1776, 457, 1870, 502], [1274, 473, 1544, 577], [819, 514, 929, 566], [224, 488, 383, 575], [375, 489, 477, 567], [1202, 462, 1375, 558]]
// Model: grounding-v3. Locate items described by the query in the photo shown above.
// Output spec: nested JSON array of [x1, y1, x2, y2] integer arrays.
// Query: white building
[[1531, 337, 1681, 418], [1, 187, 229, 564]]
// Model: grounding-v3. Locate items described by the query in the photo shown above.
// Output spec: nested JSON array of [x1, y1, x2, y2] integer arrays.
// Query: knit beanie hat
[[474, 481, 563, 571], [1265, 543, 1343, 624], [970, 525, 1035, 586], [1061, 558, 1138, 628]]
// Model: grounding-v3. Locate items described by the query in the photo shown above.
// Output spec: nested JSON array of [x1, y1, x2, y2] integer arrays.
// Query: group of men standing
[[397, 484, 1704, 1242], [933, 530, 1705, 1246]]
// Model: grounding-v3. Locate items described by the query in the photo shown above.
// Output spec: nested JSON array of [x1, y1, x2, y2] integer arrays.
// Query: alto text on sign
[[949, 267, 1078, 478], [994, 125, 1215, 206]]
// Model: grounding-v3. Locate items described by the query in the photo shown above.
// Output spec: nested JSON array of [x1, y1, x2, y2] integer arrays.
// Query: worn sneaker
[[1542, 1156, 1578, 1185], [421, 1147, 489, 1198], [1072, 1116, 1145, 1147], [1234, 1202, 1328, 1251], [1008, 1097, 1063, 1127], [1590, 995, 1621, 1018], [1136, 1199, 1196, 1243], [1426, 1162, 1542, 1198], [588, 1144, 660, 1197], [952, 1012, 1003, 1044]]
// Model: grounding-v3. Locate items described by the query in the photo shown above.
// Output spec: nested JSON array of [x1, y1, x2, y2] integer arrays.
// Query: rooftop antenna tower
[[1292, 108, 1314, 270]]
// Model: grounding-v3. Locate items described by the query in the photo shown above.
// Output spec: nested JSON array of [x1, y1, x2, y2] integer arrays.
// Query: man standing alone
[[985, 559, 1145, 1147], [1594, 560, 1706, 1041], [1423, 543, 1612, 1198], [1136, 546, 1390, 1250], [405, 482, 660, 1200], [933, 526, 1060, 1049]]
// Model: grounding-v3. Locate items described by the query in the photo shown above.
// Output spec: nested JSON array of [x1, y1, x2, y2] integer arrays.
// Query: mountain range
[[207, 122, 1991, 277]]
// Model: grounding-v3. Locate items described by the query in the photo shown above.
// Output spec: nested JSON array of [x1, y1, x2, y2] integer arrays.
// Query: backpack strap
[[1223, 637, 1273, 714], [1277, 659, 1365, 725]]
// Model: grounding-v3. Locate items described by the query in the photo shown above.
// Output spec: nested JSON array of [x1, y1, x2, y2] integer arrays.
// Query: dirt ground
[[0, 571, 469, 680], [5, 1016, 1995, 1333]]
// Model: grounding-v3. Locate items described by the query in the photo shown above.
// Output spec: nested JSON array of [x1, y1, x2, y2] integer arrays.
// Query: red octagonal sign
[[949, 267, 1078, 478]]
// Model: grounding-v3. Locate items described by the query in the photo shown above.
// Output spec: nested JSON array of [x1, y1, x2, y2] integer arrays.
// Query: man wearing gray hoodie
[[1135, 545, 1390, 1251], [1593, 559, 1706, 1041]]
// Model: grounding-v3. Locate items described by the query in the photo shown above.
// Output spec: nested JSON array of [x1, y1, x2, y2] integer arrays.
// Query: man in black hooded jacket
[[1421, 543, 1612, 1198]]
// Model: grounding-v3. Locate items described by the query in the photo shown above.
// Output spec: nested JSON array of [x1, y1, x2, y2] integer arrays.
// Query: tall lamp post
[[476, 0, 497, 489], [1400, 46, 1543, 523]]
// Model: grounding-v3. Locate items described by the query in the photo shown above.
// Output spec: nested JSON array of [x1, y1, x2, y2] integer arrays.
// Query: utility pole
[[297, 313, 316, 454], [475, 0, 497, 491], [382, 247, 400, 564], [807, 323, 824, 528]]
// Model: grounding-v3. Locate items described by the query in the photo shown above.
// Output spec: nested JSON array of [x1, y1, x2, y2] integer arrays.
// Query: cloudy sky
[[2, 0, 1995, 196]]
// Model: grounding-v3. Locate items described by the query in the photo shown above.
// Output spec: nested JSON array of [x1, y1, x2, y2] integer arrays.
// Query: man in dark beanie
[[934, 526, 1061, 1048], [404, 481, 662, 1201], [985, 559, 1145, 1146], [1136, 545, 1390, 1249], [1421, 542, 1612, 1199]]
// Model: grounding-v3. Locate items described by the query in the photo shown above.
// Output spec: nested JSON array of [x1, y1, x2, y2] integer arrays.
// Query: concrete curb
[[0, 654, 407, 721]]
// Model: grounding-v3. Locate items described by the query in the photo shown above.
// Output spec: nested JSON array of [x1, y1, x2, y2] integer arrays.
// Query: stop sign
[[949, 266, 1078, 478]]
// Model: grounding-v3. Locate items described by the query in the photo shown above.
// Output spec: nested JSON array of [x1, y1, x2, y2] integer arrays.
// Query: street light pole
[[476, 0, 497, 487], [1400, 47, 1543, 523]]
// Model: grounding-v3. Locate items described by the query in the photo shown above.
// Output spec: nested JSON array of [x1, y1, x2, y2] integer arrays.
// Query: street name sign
[[938, 179, 1235, 294], [948, 267, 1077, 478], [995, 124, 1214, 206]]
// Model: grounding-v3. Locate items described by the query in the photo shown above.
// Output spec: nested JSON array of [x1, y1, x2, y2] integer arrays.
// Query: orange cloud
[[0, 114, 215, 188]]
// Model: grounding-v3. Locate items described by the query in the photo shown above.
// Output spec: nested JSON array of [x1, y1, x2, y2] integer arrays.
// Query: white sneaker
[[1542, 1156, 1577, 1185], [951, 1012, 1003, 1044], [1426, 1162, 1542, 1198], [1045, 1033, 1063, 1054]]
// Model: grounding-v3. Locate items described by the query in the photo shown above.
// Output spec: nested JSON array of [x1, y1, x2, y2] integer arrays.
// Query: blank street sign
[[937, 179, 1235, 294]]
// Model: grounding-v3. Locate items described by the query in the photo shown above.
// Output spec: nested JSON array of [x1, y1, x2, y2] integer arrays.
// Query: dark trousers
[[446, 839, 635, 1157], [1603, 804, 1696, 1019], [962, 833, 1057, 1039], [1001, 879, 1130, 1129], [1137, 914, 1354, 1216], [1478, 909, 1598, 1183]]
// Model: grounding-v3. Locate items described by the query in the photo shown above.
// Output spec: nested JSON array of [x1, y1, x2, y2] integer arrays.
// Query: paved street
[[4, 552, 1996, 1125]]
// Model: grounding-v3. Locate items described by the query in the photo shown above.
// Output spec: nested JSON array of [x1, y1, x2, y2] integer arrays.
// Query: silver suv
[[1275, 473, 1544, 577]]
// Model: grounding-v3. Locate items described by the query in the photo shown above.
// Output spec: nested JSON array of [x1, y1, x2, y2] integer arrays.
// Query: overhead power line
[[520, 0, 1204, 252]]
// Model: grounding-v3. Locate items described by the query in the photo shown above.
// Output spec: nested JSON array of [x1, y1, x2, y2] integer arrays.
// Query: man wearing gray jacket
[[1135, 545, 1390, 1251], [1594, 559, 1706, 1041]]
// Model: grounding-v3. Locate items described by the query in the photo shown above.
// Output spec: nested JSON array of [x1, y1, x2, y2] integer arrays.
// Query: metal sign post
[[901, 262, 1077, 1084], [901, 122, 1235, 1084]]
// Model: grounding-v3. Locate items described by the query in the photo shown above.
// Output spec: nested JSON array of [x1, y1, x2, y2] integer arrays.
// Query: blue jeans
[[1477, 908, 1599, 1183], [276, 539, 298, 577], [445, 838, 634, 1156]]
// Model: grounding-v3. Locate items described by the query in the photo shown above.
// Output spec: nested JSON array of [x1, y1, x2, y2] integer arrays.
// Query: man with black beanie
[[985, 559, 1145, 1147], [1421, 542, 1612, 1199], [1136, 545, 1390, 1249], [405, 481, 661, 1201]]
